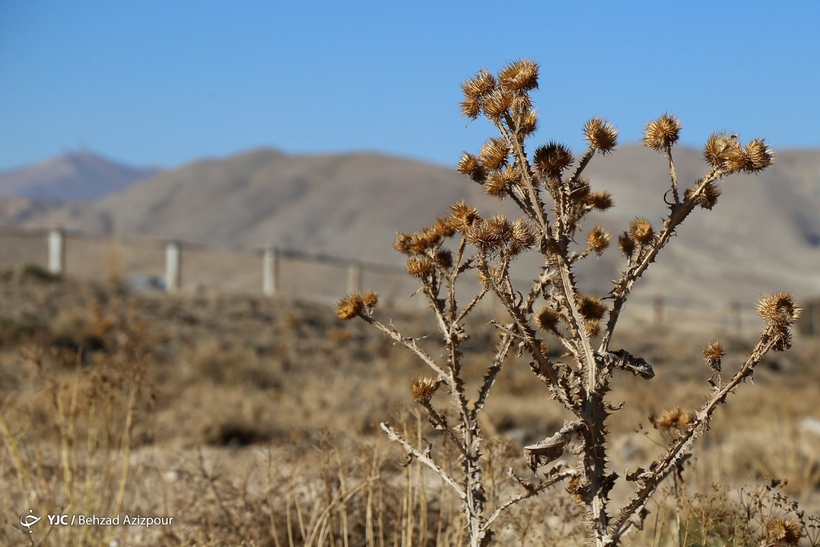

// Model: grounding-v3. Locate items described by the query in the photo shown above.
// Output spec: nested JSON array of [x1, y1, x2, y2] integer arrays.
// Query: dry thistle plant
[[337, 59, 798, 546]]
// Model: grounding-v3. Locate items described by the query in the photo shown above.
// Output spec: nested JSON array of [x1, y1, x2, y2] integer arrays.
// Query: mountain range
[[4, 145, 820, 304]]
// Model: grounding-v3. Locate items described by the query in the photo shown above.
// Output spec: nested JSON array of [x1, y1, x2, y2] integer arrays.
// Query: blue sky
[[1, 2, 818, 171]]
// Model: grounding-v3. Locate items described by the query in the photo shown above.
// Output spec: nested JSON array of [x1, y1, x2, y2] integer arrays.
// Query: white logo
[[20, 509, 41, 534]]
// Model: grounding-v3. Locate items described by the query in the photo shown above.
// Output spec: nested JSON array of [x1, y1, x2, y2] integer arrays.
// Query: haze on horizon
[[1, 2, 819, 172]]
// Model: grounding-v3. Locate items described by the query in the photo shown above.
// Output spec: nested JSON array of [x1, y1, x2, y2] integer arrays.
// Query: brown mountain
[[0, 150, 159, 202], [22, 145, 820, 302]]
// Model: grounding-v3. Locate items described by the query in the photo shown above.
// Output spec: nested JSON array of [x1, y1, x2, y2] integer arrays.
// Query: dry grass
[[0, 268, 817, 545]]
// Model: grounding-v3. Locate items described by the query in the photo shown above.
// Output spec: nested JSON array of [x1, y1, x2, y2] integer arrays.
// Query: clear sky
[[1, 2, 818, 172]]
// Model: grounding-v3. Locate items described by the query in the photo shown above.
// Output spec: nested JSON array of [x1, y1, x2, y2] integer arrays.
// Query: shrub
[[337, 59, 798, 546]]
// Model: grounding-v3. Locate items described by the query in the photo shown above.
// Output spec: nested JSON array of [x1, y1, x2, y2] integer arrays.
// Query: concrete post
[[48, 228, 65, 275], [165, 241, 181, 293], [263, 246, 279, 296], [347, 262, 363, 294]]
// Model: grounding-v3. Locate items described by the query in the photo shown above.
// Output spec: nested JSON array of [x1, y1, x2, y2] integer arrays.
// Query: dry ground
[[0, 265, 818, 545]]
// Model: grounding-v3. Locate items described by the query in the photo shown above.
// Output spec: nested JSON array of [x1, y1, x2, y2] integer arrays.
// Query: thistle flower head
[[478, 137, 509, 171], [461, 68, 496, 100], [361, 290, 378, 309], [336, 293, 364, 320], [653, 408, 695, 431], [484, 172, 509, 197], [587, 191, 614, 211], [535, 306, 561, 333], [483, 89, 513, 121], [756, 292, 800, 328], [406, 256, 436, 278], [511, 217, 536, 249], [587, 226, 611, 256], [766, 518, 802, 546], [578, 294, 607, 321], [685, 181, 721, 210], [704, 132, 744, 172], [618, 232, 636, 257], [743, 138, 774, 173], [411, 376, 439, 404], [533, 142, 574, 178], [498, 59, 539, 93], [643, 113, 682, 151], [583, 117, 618, 154], [519, 110, 538, 137], [394, 232, 412, 255], [629, 217, 655, 244], [434, 248, 453, 269], [448, 200, 481, 231], [456, 152, 487, 184], [460, 97, 481, 119], [702, 340, 724, 372]]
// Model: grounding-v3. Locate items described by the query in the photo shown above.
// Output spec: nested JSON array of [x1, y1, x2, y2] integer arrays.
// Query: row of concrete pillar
[[46, 229, 364, 295]]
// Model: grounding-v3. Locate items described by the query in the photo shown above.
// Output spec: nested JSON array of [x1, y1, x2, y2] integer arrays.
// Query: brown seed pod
[[583, 117, 618, 154], [766, 518, 802, 546], [361, 290, 379, 309], [578, 294, 607, 321], [483, 89, 513, 120], [411, 376, 439, 404], [449, 200, 481, 231], [511, 218, 536, 249], [587, 226, 611, 256], [519, 110, 538, 137], [704, 132, 744, 171], [394, 232, 412, 255], [629, 217, 655, 244], [336, 293, 364, 320], [460, 96, 481, 119], [461, 68, 496, 100], [533, 141, 574, 178], [588, 191, 614, 211], [643, 113, 682, 151], [618, 232, 636, 257], [456, 152, 487, 184], [684, 181, 721, 210], [535, 306, 561, 333], [497, 59, 539, 93], [478, 137, 509, 171], [756, 292, 800, 327], [743, 138, 774, 173], [702, 340, 724, 372], [406, 256, 436, 278]]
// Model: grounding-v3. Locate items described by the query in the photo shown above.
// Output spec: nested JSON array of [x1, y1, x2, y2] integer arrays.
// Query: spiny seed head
[[757, 292, 800, 327], [588, 191, 614, 211], [485, 172, 508, 197], [456, 152, 487, 184], [449, 200, 481, 231], [362, 290, 378, 309], [467, 215, 512, 248], [411, 376, 439, 404], [743, 138, 774, 173], [535, 306, 561, 332], [643, 113, 682, 151], [461, 68, 496, 100], [702, 340, 724, 372], [394, 232, 412, 255], [336, 293, 364, 320], [587, 226, 611, 256], [406, 256, 436, 278], [483, 88, 514, 120], [618, 232, 636, 257], [434, 248, 453, 269], [584, 319, 600, 337], [409, 226, 442, 254], [685, 181, 721, 210], [766, 518, 802, 545], [519, 110, 538, 137], [578, 294, 607, 321], [653, 408, 695, 431], [434, 216, 457, 238], [498, 59, 539, 93], [460, 96, 481, 119], [629, 217, 655, 244], [478, 137, 509, 171], [704, 132, 744, 171], [534, 142, 574, 178], [511, 218, 536, 249], [584, 117, 618, 154]]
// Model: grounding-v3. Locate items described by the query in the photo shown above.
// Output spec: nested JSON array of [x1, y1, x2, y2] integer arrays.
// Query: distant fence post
[[347, 262, 363, 294], [165, 241, 181, 293], [652, 296, 664, 326], [48, 228, 65, 275], [263, 246, 279, 296]]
